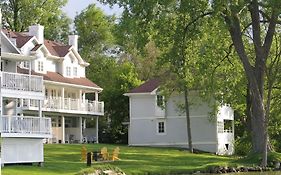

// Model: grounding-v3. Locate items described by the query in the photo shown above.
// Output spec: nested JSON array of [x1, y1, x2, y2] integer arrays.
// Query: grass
[[2, 144, 281, 175]]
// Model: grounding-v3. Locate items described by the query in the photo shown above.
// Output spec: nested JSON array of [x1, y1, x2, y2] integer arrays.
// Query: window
[[217, 120, 233, 133], [38, 61, 43, 71], [156, 95, 165, 107], [45, 89, 48, 97], [157, 121, 165, 134], [66, 66, 71, 76], [51, 89, 57, 98], [1, 60, 4, 71], [23, 61, 30, 68], [73, 67, 78, 76], [217, 121, 224, 133]]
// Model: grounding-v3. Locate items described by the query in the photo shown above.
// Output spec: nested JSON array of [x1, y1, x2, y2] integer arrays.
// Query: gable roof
[[17, 67, 101, 90], [2, 30, 33, 48], [44, 39, 72, 57], [1, 29, 86, 64], [1, 30, 21, 54], [128, 78, 161, 94]]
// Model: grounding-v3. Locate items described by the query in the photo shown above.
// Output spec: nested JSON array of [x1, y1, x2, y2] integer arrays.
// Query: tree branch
[[183, 11, 213, 40], [263, 8, 279, 59], [249, 0, 262, 50]]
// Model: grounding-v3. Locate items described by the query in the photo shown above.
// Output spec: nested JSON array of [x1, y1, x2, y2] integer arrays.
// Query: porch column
[[95, 92, 98, 101], [61, 115, 65, 143], [79, 116, 83, 143], [61, 87, 64, 109], [29, 60, 31, 75], [0, 93, 2, 117], [79, 90, 82, 110], [95, 116, 99, 143], [83, 118, 86, 129], [39, 100, 42, 118]]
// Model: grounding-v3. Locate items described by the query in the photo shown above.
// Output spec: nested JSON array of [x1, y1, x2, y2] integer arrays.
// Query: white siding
[[1, 138, 44, 164], [130, 95, 156, 119], [128, 92, 221, 154]]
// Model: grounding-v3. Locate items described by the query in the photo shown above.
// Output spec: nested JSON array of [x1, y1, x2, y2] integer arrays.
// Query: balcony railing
[[1, 72, 43, 92], [23, 98, 104, 114], [1, 116, 52, 136]]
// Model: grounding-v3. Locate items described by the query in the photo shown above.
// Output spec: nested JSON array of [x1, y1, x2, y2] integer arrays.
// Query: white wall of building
[[1, 138, 44, 164], [62, 54, 85, 78], [128, 92, 233, 154]]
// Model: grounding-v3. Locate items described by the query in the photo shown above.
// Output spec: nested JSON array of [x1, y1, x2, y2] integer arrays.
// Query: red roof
[[17, 67, 101, 89], [2, 29, 72, 57], [44, 40, 72, 57], [129, 78, 161, 93], [2, 30, 33, 48]]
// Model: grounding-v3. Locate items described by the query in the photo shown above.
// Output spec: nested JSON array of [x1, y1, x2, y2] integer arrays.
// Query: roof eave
[[44, 80, 103, 92], [2, 52, 36, 61], [123, 92, 155, 96]]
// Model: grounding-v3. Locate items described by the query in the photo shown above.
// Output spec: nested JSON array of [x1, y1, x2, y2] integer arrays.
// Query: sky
[[62, 0, 123, 20]]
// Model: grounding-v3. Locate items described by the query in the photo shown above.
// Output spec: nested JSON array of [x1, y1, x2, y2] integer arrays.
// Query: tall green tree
[[1, 0, 71, 42], [74, 4, 115, 61], [74, 5, 141, 143], [100, 0, 281, 165], [86, 56, 141, 143], [213, 0, 281, 166]]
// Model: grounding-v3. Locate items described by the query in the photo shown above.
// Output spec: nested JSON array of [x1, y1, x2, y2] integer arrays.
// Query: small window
[[1, 60, 4, 71], [23, 61, 30, 68], [157, 95, 165, 107], [66, 66, 71, 76], [38, 61, 43, 71], [45, 89, 48, 97], [158, 121, 165, 134], [51, 89, 56, 98], [73, 67, 78, 76]]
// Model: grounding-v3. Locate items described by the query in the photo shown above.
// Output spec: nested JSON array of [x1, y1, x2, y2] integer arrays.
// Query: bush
[[234, 135, 251, 156]]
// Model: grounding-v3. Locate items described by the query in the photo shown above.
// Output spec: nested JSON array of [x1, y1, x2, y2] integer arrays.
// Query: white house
[[1, 24, 104, 164], [124, 78, 234, 155], [1, 30, 52, 164]]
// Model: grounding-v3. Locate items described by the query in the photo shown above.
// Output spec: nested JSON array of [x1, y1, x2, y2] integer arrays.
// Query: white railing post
[[2, 72, 43, 92], [68, 98, 71, 110], [2, 116, 51, 135], [8, 116, 11, 133]]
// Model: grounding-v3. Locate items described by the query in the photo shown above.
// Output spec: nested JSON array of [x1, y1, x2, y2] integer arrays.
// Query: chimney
[[28, 24, 44, 44], [68, 35, 78, 51]]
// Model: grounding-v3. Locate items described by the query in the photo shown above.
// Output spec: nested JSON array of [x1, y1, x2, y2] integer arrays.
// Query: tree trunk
[[245, 85, 252, 133], [184, 86, 193, 153]]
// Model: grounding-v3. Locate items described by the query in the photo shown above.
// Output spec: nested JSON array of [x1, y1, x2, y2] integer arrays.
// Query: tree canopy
[[99, 0, 281, 165], [1, 0, 71, 42]]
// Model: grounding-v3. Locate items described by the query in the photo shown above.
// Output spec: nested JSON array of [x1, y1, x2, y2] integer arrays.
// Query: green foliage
[[1, 0, 71, 42], [74, 5, 141, 144], [100, 0, 281, 157], [86, 56, 141, 143], [74, 4, 115, 60], [235, 135, 252, 156]]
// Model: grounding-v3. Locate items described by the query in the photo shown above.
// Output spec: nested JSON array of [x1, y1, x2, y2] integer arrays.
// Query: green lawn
[[2, 144, 281, 175]]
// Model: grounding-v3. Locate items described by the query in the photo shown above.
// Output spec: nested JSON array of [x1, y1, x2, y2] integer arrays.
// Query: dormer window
[[66, 66, 71, 76], [23, 61, 30, 69], [156, 95, 165, 107], [73, 67, 78, 76], [38, 61, 43, 72]]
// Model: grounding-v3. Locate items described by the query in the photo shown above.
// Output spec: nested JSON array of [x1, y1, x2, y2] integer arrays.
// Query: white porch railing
[[1, 116, 52, 135], [23, 98, 104, 114], [1, 72, 43, 92]]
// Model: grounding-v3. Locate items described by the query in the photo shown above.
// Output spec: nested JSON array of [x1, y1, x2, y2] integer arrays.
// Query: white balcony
[[22, 98, 104, 115], [0, 116, 52, 138], [1, 71, 44, 99]]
